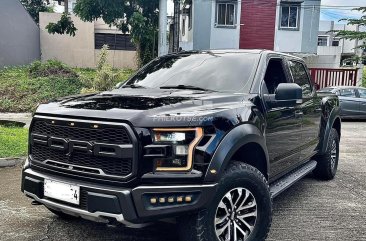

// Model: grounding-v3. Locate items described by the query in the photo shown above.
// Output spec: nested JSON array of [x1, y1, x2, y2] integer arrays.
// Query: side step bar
[[270, 160, 317, 198]]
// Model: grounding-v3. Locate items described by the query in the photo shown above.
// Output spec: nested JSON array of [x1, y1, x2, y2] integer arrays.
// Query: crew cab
[[21, 50, 341, 241]]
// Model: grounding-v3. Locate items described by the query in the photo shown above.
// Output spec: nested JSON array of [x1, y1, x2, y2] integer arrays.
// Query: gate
[[309, 68, 358, 89]]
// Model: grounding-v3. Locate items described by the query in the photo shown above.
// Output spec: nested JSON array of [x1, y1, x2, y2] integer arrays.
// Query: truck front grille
[[29, 117, 136, 180]]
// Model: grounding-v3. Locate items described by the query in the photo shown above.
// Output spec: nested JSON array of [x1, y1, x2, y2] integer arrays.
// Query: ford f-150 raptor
[[21, 50, 341, 241]]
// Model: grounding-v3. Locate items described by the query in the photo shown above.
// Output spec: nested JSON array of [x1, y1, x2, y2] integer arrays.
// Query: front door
[[262, 58, 302, 178], [339, 88, 360, 117]]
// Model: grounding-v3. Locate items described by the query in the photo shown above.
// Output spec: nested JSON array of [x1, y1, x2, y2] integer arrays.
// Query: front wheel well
[[230, 143, 268, 180]]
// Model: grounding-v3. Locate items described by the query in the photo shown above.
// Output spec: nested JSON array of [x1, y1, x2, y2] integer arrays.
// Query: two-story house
[[316, 20, 366, 68], [179, 0, 321, 54]]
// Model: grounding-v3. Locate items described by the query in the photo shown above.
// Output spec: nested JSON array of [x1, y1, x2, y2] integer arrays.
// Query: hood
[[36, 88, 256, 127]]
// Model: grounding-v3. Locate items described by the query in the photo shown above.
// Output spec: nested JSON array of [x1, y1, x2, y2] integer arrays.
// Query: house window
[[216, 1, 237, 27], [318, 36, 328, 46], [182, 18, 186, 36], [280, 5, 300, 30], [332, 38, 340, 46], [95, 33, 135, 51]]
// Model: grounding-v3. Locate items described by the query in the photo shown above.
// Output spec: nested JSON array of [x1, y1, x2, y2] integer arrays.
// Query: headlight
[[152, 128, 203, 172]]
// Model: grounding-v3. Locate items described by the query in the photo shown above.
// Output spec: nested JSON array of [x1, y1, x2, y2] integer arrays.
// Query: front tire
[[178, 162, 272, 241], [313, 128, 340, 180]]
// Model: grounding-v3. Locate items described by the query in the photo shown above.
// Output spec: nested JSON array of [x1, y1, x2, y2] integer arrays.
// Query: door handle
[[295, 110, 303, 118]]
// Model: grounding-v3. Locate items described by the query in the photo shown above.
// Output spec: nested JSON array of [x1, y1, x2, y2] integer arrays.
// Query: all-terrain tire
[[313, 128, 340, 180], [178, 162, 272, 241]]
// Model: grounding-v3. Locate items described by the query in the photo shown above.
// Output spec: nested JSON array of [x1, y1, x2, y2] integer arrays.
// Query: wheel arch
[[319, 107, 341, 154], [204, 124, 269, 182]]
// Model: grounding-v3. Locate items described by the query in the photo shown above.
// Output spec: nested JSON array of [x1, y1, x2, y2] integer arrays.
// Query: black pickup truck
[[21, 50, 341, 241]]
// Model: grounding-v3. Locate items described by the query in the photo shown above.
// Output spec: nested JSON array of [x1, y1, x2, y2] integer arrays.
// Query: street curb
[[0, 157, 25, 168]]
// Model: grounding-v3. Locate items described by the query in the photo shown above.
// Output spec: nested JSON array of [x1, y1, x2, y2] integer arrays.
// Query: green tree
[[334, 7, 366, 64], [21, 0, 53, 24], [46, 0, 159, 66]]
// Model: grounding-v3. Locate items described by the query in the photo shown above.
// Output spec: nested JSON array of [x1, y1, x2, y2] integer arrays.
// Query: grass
[[0, 125, 28, 158], [0, 65, 134, 113]]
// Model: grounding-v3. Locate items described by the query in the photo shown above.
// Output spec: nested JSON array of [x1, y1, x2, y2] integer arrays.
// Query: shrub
[[28, 60, 78, 78], [81, 45, 133, 92]]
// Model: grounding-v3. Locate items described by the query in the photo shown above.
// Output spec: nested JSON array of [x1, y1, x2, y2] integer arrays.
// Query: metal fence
[[309, 68, 358, 89]]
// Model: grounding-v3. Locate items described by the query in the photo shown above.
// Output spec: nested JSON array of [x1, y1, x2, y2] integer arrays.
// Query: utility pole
[[173, 0, 180, 52], [158, 0, 168, 56]]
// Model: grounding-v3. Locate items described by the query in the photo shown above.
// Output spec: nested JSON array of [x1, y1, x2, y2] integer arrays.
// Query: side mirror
[[265, 83, 303, 108], [275, 83, 302, 101]]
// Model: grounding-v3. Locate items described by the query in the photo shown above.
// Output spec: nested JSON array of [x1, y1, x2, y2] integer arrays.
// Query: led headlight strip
[[153, 127, 204, 171]]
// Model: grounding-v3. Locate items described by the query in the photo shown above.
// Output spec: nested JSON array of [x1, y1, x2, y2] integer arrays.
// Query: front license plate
[[44, 179, 80, 205]]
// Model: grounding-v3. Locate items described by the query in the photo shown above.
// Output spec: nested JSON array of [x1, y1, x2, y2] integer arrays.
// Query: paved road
[[0, 121, 365, 241]]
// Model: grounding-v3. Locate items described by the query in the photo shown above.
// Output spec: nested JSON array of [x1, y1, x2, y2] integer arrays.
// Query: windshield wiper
[[121, 84, 146, 89], [160, 85, 214, 92]]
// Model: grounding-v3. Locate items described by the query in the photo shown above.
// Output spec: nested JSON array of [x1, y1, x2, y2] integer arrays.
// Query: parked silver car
[[318, 86, 366, 119]]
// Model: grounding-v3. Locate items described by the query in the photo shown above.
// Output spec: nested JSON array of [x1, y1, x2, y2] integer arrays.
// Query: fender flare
[[204, 124, 269, 183], [319, 106, 341, 154]]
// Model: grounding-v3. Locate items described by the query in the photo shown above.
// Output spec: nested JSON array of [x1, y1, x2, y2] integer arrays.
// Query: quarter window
[[280, 5, 300, 30], [288, 61, 313, 96], [216, 1, 237, 27]]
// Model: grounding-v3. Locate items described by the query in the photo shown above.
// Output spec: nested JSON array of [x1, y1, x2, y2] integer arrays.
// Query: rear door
[[287, 60, 321, 162], [339, 88, 360, 117]]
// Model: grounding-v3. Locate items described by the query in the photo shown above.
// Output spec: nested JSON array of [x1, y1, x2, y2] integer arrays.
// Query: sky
[[320, 0, 365, 22]]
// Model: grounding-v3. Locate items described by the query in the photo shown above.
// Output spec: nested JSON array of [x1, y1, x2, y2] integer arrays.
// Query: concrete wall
[[0, 0, 40, 68], [274, 0, 320, 54], [192, 0, 212, 50], [39, 12, 137, 69]]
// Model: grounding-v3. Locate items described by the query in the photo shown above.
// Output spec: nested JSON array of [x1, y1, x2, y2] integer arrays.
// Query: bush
[[29, 60, 78, 78], [81, 45, 134, 93], [363, 67, 366, 87], [0, 66, 83, 112]]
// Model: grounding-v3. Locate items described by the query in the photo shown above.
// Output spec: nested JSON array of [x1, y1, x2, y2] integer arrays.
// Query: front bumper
[[21, 167, 217, 226]]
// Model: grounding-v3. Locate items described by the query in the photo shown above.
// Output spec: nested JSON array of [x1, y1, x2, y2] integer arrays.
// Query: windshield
[[122, 52, 259, 93]]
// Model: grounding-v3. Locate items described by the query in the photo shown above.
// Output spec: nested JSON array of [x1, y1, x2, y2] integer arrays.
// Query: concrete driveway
[[0, 121, 365, 241]]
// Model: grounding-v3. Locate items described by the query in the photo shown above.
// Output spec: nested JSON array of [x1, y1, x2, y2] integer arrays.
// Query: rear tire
[[313, 128, 340, 180], [178, 162, 272, 241]]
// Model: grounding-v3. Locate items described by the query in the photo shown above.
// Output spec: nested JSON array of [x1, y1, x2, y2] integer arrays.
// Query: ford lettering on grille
[[31, 133, 133, 159]]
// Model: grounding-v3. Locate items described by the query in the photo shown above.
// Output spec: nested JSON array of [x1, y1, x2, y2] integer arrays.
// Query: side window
[[262, 59, 288, 94], [288, 61, 313, 97], [358, 89, 366, 99], [340, 89, 356, 97]]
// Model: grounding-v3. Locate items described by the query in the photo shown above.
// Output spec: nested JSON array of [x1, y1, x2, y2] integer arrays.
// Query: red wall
[[240, 0, 277, 50]]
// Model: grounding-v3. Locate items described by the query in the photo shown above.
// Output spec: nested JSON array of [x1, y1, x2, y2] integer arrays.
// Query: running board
[[270, 160, 317, 198]]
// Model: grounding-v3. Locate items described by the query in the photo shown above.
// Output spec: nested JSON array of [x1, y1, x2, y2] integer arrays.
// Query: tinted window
[[340, 89, 356, 97], [358, 89, 366, 98], [288, 61, 312, 96], [123, 53, 259, 93]]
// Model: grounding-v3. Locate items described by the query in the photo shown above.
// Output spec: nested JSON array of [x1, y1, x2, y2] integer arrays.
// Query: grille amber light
[[150, 198, 157, 204], [153, 128, 203, 172], [177, 196, 183, 203], [185, 196, 192, 202]]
